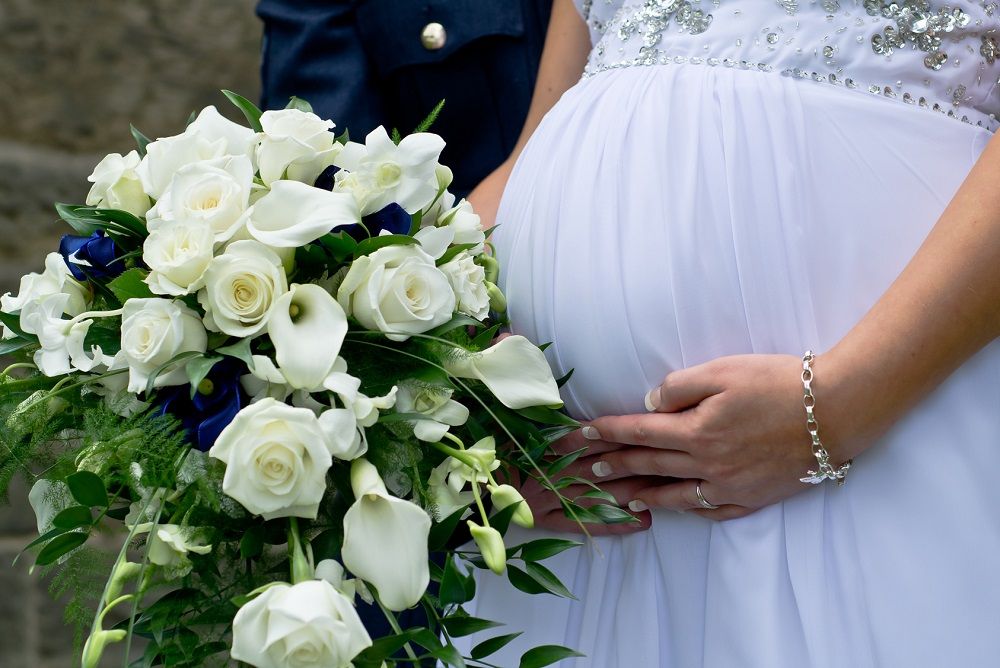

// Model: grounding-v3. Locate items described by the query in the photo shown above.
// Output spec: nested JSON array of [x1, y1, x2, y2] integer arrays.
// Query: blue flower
[[339, 203, 412, 241], [59, 230, 126, 280], [156, 358, 247, 452]]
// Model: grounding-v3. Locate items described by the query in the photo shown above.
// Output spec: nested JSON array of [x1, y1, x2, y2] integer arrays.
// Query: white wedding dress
[[466, 1, 1000, 666]]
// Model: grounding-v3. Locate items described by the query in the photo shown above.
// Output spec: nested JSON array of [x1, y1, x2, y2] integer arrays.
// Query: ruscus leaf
[[66, 470, 108, 507], [519, 645, 585, 668]]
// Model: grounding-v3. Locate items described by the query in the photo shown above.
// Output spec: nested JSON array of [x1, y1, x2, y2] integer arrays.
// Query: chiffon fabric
[[464, 52, 1000, 668]]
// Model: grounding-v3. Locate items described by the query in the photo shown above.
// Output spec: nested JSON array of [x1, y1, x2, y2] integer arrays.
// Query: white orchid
[[333, 126, 445, 215], [427, 459, 474, 522], [2, 253, 89, 340], [247, 180, 359, 248], [489, 483, 534, 529], [446, 335, 563, 409], [395, 381, 469, 442], [147, 525, 212, 578], [341, 459, 431, 611]]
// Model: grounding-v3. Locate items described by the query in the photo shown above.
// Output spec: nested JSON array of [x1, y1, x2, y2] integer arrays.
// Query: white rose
[[333, 126, 445, 215], [395, 381, 469, 442], [147, 525, 212, 571], [138, 132, 227, 200], [138, 105, 256, 199], [208, 398, 334, 519], [146, 155, 254, 243], [143, 220, 216, 296], [257, 109, 341, 186], [120, 298, 208, 394], [440, 198, 485, 254], [198, 241, 288, 337], [337, 245, 455, 341], [86, 151, 150, 217], [231, 580, 371, 668], [2, 253, 88, 339], [439, 252, 490, 320]]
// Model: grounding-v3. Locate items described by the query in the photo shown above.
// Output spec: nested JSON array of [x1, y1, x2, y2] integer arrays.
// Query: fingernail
[[592, 461, 612, 477], [628, 500, 648, 512], [644, 387, 661, 412], [582, 425, 602, 440]]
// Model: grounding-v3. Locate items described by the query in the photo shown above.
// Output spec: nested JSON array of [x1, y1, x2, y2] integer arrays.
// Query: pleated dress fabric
[[463, 1, 1000, 664]]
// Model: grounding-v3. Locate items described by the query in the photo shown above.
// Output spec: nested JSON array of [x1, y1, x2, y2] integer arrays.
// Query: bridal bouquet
[[0, 93, 630, 667]]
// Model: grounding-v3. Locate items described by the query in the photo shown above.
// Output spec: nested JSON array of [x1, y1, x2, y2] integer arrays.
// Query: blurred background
[[0, 1, 261, 664]]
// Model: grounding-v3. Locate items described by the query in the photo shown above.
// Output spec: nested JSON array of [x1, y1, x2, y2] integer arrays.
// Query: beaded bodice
[[575, 0, 1000, 130]]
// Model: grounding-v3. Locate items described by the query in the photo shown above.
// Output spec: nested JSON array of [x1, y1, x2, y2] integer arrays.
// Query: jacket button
[[420, 22, 447, 50]]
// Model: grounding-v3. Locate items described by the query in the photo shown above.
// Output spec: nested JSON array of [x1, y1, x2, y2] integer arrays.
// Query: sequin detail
[[577, 0, 1000, 131], [866, 1, 972, 70], [618, 0, 714, 45]]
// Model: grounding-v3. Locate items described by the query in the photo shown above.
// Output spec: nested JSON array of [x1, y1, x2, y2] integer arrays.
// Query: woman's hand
[[555, 354, 872, 521], [517, 427, 654, 535]]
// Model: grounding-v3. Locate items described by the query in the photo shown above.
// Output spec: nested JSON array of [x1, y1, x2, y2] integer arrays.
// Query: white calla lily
[[341, 459, 431, 611], [446, 335, 563, 409], [247, 180, 359, 248], [268, 284, 348, 390]]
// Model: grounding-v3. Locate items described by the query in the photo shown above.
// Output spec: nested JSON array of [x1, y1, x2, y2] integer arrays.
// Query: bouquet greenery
[[0, 92, 632, 667]]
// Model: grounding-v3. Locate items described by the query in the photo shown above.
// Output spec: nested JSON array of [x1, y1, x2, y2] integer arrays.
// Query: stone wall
[[0, 1, 261, 664]]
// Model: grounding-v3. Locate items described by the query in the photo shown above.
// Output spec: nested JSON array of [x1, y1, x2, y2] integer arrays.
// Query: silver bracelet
[[799, 351, 852, 486]]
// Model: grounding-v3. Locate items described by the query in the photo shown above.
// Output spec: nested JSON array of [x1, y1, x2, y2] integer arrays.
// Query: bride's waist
[[584, 46, 998, 131]]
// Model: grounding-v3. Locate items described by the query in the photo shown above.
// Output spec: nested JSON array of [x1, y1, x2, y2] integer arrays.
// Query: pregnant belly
[[491, 66, 985, 421]]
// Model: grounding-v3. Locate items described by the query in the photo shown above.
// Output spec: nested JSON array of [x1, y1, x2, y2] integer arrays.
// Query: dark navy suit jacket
[[257, 0, 553, 197]]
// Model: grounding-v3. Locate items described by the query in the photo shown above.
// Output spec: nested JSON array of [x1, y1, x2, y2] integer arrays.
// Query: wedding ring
[[695, 482, 719, 510]]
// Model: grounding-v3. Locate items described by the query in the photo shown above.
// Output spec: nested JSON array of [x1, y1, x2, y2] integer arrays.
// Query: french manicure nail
[[592, 461, 612, 477], [628, 499, 648, 512], [582, 425, 602, 440], [644, 387, 661, 412]]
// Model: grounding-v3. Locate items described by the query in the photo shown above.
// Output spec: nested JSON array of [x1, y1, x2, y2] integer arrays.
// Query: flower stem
[[428, 441, 477, 470], [287, 518, 312, 585], [376, 598, 420, 663]]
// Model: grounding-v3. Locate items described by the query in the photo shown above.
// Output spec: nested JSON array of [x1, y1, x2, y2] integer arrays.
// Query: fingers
[[557, 448, 698, 482], [630, 479, 730, 513], [586, 413, 694, 451], [524, 479, 656, 536], [549, 426, 623, 457], [645, 365, 725, 413]]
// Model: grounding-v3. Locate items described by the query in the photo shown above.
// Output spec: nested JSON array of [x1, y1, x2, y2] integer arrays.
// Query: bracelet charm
[[799, 351, 852, 486]]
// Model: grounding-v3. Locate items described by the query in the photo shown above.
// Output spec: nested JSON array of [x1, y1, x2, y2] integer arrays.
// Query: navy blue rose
[[156, 358, 248, 452], [59, 230, 126, 280], [343, 203, 412, 241]]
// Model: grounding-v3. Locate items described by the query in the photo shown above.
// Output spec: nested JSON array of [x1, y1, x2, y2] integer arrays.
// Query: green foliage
[[108, 267, 155, 304], [221, 89, 263, 132], [47, 546, 117, 653], [284, 95, 314, 113], [414, 99, 446, 134], [130, 124, 152, 156]]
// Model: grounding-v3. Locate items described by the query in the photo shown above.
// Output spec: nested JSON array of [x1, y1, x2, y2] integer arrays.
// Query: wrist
[[810, 347, 881, 463]]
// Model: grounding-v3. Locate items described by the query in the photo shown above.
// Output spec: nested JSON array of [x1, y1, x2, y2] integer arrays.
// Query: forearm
[[823, 131, 1000, 456], [478, 0, 589, 182]]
